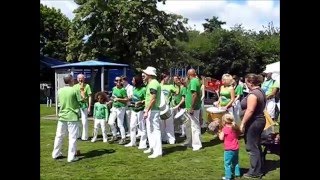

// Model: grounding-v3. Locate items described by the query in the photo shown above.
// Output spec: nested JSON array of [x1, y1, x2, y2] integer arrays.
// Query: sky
[[40, 0, 280, 32]]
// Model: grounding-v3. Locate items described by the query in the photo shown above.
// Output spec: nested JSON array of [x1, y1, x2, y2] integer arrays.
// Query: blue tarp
[[51, 60, 129, 69]]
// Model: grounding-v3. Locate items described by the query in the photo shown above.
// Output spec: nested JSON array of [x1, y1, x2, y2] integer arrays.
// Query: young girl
[[91, 92, 109, 143], [218, 113, 241, 180]]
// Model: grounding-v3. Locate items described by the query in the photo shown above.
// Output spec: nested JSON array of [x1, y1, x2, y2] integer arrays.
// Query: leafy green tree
[[40, 4, 71, 60], [67, 0, 188, 72]]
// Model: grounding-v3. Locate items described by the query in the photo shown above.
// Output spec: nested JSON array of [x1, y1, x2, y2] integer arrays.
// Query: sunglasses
[[114, 79, 121, 82]]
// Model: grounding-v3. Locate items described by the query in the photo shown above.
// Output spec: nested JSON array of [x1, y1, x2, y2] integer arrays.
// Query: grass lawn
[[40, 105, 280, 179]]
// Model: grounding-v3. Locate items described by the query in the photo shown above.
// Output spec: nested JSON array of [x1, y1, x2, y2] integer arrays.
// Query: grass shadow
[[263, 159, 280, 175], [240, 168, 249, 176], [80, 149, 116, 159], [162, 145, 188, 156], [202, 137, 222, 149]]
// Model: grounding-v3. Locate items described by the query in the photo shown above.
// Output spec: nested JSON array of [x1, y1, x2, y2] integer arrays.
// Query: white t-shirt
[[124, 83, 134, 106]]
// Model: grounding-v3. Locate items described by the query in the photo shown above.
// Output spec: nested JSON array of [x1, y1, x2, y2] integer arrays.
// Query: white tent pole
[[55, 70, 58, 116], [101, 67, 104, 91]]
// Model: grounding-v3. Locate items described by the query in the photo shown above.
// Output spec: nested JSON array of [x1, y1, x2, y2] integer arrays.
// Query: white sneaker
[[138, 146, 147, 150], [126, 134, 130, 137], [148, 154, 162, 159], [124, 143, 135, 147], [143, 148, 152, 154], [91, 138, 97, 143], [103, 139, 108, 143], [192, 147, 202, 151]]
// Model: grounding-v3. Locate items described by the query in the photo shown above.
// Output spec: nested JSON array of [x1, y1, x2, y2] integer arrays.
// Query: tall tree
[[40, 4, 71, 60], [67, 0, 188, 72], [202, 16, 226, 33]]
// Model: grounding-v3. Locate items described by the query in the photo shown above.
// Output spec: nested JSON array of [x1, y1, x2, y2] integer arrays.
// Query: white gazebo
[[264, 61, 280, 82], [51, 60, 129, 115]]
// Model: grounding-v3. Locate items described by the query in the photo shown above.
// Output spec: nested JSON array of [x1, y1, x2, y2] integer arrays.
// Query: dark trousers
[[244, 119, 266, 176]]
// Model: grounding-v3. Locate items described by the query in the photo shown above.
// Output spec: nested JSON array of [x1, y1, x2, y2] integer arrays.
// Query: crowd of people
[[51, 66, 280, 179]]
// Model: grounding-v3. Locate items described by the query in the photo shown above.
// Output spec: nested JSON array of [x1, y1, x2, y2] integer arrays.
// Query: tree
[[67, 0, 188, 72], [40, 4, 71, 60], [202, 16, 226, 33]]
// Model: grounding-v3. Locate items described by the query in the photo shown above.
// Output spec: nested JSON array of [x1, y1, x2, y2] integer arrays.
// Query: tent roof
[[51, 60, 129, 69], [40, 56, 67, 67], [264, 61, 280, 74]]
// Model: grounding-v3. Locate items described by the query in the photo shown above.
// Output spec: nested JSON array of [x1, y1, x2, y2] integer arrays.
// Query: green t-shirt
[[261, 79, 279, 96], [185, 78, 201, 110], [161, 84, 176, 107], [131, 87, 146, 112], [112, 86, 127, 108], [73, 83, 92, 109], [172, 85, 186, 108], [145, 79, 161, 111], [58, 86, 82, 121], [235, 84, 244, 97], [93, 102, 109, 120]]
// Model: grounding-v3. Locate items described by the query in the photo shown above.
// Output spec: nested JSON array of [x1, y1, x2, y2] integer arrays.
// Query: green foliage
[[66, 0, 188, 72], [40, 4, 71, 60]]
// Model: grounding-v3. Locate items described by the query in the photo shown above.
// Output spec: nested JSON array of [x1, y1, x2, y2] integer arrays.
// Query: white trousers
[[185, 110, 202, 150], [125, 109, 131, 133], [233, 100, 241, 125], [129, 110, 147, 148], [92, 119, 108, 141], [108, 107, 126, 139], [78, 108, 89, 140], [160, 109, 175, 144], [52, 121, 79, 162], [146, 110, 162, 156], [266, 98, 276, 119]]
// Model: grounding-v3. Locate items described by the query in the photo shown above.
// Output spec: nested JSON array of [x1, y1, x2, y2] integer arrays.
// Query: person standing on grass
[[218, 113, 241, 180], [74, 74, 92, 141], [52, 74, 82, 163], [91, 91, 109, 143], [142, 66, 162, 158]]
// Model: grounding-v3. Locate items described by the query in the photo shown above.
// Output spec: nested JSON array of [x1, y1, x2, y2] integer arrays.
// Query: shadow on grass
[[263, 159, 280, 175], [80, 149, 116, 159], [202, 137, 222, 149], [162, 145, 188, 156]]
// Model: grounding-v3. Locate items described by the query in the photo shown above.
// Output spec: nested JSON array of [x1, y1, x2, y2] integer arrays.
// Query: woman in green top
[[124, 75, 147, 149], [108, 77, 128, 145], [215, 74, 235, 114], [91, 91, 109, 143], [172, 76, 187, 137]]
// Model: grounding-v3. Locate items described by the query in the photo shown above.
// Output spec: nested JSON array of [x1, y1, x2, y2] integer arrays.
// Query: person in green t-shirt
[[232, 75, 244, 125], [182, 68, 202, 151], [52, 74, 82, 163], [172, 75, 187, 137], [142, 66, 162, 158], [74, 74, 92, 141], [124, 75, 147, 148], [261, 72, 280, 119], [108, 76, 128, 145], [160, 72, 176, 144], [91, 91, 109, 143]]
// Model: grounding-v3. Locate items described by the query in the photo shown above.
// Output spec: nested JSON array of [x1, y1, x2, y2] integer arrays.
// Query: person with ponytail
[[218, 113, 241, 180]]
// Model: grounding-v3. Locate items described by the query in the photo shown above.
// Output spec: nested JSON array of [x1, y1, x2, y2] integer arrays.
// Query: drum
[[160, 105, 172, 120], [206, 107, 227, 122], [174, 109, 188, 125]]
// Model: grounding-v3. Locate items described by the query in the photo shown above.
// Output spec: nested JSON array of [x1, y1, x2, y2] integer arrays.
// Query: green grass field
[[40, 105, 280, 179]]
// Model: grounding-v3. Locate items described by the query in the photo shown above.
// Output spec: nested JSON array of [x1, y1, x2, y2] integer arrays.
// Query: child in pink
[[219, 113, 241, 180]]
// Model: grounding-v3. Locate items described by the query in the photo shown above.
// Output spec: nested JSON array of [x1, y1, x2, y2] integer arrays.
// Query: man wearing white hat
[[142, 66, 162, 158]]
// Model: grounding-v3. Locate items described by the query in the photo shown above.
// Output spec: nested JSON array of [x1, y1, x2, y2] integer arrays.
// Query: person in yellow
[[52, 74, 82, 162], [74, 74, 92, 141]]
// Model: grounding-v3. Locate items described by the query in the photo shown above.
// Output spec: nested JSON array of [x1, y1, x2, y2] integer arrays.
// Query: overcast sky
[[40, 0, 279, 32]]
